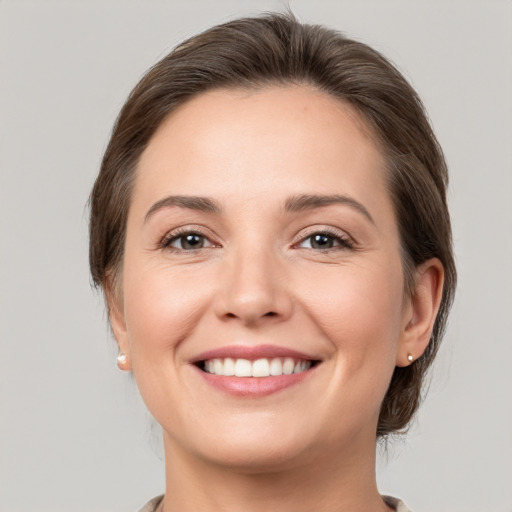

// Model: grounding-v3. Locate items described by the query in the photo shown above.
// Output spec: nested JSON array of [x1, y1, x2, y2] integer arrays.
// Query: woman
[[89, 13, 456, 512]]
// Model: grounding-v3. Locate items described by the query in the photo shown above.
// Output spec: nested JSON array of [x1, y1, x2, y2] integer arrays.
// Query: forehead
[[133, 85, 391, 217]]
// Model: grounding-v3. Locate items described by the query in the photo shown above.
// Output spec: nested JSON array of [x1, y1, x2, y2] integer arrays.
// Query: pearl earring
[[117, 352, 128, 369], [407, 354, 414, 363]]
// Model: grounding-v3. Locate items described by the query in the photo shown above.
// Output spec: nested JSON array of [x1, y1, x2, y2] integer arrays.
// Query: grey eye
[[298, 232, 353, 250], [310, 234, 335, 249], [300, 233, 337, 249], [168, 233, 212, 250]]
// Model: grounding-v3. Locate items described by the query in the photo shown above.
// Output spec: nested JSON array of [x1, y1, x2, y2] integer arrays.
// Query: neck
[[160, 432, 391, 512]]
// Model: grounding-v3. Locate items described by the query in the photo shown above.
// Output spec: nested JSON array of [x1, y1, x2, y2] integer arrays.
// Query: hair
[[89, 12, 456, 437]]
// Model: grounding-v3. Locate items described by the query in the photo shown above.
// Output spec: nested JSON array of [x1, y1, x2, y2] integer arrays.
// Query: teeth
[[223, 357, 235, 376], [252, 358, 270, 377], [234, 358, 252, 377], [213, 358, 223, 375], [269, 358, 283, 376], [283, 358, 295, 375], [203, 357, 313, 377]]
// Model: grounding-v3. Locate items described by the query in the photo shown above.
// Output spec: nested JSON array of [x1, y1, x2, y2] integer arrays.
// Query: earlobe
[[117, 352, 130, 371], [397, 258, 444, 367], [104, 276, 132, 372]]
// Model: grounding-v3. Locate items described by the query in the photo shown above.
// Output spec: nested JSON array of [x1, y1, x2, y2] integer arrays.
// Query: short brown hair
[[89, 12, 456, 437]]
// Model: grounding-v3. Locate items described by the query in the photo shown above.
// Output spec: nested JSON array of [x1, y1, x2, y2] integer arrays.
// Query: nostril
[[220, 305, 285, 324]]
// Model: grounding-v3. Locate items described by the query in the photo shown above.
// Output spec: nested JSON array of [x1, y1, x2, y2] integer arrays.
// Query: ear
[[104, 275, 132, 372], [396, 258, 444, 367]]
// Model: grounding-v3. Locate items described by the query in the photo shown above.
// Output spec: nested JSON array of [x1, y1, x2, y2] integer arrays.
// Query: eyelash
[[160, 227, 216, 252], [160, 226, 354, 254], [294, 228, 355, 251]]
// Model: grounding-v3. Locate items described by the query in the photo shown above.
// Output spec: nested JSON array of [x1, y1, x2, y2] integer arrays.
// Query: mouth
[[190, 345, 321, 396], [196, 357, 318, 377]]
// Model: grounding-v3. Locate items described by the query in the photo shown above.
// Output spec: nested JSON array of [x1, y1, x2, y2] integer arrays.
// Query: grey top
[[383, 495, 413, 512], [139, 495, 163, 512], [139, 494, 411, 511]]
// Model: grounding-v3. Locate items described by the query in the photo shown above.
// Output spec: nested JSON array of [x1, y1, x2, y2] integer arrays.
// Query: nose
[[214, 246, 293, 327]]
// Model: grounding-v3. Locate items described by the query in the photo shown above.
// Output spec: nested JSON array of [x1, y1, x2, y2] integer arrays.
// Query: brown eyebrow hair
[[284, 194, 375, 225], [144, 195, 221, 222], [144, 193, 375, 225]]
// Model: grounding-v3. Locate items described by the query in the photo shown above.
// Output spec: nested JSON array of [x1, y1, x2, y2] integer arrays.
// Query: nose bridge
[[216, 237, 291, 325]]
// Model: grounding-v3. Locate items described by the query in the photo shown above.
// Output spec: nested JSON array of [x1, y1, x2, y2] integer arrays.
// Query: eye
[[298, 231, 353, 250], [163, 231, 214, 251]]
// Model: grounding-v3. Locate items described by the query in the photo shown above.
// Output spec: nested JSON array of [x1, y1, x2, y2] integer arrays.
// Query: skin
[[109, 86, 444, 512]]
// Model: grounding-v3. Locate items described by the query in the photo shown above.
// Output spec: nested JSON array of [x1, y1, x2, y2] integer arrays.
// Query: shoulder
[[138, 495, 163, 512], [382, 495, 413, 512], [138, 494, 410, 512]]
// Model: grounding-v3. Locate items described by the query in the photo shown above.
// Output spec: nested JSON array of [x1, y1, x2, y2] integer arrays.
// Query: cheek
[[300, 260, 405, 362], [122, 262, 213, 357]]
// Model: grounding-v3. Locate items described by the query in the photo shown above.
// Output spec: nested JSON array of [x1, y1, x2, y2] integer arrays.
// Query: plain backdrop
[[1, 1, 511, 511]]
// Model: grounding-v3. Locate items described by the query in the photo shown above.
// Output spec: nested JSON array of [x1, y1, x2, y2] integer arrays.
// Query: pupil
[[183, 234, 203, 249], [312, 234, 333, 249]]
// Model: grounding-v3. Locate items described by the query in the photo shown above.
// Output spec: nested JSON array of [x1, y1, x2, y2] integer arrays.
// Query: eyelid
[[158, 224, 355, 252], [160, 224, 220, 250], [291, 225, 355, 249]]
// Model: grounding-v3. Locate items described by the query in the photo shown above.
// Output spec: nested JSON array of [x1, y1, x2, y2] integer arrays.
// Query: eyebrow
[[284, 194, 375, 225], [144, 195, 222, 223], [144, 193, 375, 226]]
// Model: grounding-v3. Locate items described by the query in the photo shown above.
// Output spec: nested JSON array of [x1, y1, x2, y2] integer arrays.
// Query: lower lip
[[193, 366, 316, 397]]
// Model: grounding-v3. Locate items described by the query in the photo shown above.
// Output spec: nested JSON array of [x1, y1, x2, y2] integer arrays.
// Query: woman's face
[[113, 86, 415, 469]]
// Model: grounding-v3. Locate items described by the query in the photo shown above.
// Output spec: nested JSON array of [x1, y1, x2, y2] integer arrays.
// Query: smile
[[201, 357, 313, 377], [191, 345, 321, 396]]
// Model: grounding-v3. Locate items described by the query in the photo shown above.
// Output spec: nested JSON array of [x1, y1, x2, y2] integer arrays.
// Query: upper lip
[[190, 344, 319, 363]]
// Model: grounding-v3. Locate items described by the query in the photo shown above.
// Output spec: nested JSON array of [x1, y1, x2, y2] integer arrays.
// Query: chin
[[180, 414, 320, 473], [198, 441, 312, 474]]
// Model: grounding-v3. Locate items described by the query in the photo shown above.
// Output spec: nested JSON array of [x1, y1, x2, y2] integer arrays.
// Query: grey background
[[1, 1, 511, 511]]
